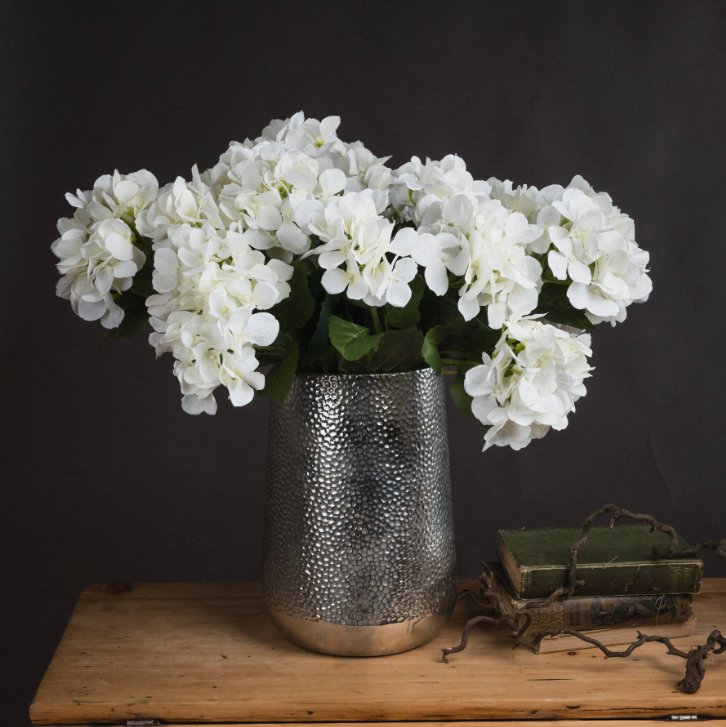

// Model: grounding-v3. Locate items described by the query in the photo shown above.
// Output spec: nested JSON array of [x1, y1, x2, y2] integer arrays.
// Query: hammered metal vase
[[262, 368, 457, 657]]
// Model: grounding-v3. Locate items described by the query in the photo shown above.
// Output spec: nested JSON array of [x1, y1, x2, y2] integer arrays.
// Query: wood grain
[[30, 580, 726, 725], [57, 723, 726, 727], [158, 723, 726, 727]]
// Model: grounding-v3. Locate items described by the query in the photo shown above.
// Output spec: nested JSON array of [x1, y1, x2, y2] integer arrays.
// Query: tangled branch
[[526, 628, 726, 694], [442, 568, 531, 663], [550, 503, 687, 602], [441, 504, 726, 693]]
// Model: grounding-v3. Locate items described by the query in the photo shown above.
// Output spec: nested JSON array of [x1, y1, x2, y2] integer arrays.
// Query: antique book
[[497, 525, 702, 599], [487, 563, 693, 631], [520, 616, 697, 654]]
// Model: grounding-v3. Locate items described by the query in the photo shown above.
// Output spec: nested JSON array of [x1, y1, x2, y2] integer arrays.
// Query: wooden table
[[30, 580, 726, 726]]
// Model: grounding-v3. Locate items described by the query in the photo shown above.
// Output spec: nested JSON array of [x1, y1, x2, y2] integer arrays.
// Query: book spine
[[520, 561, 702, 599], [516, 593, 692, 632]]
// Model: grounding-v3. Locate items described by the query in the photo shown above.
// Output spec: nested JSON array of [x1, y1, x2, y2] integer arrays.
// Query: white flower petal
[[318, 250, 346, 269], [568, 283, 620, 316], [255, 205, 283, 231], [487, 302, 506, 329], [389, 227, 418, 257], [276, 221, 309, 254], [386, 280, 412, 308], [104, 231, 134, 261], [227, 379, 254, 407], [252, 281, 281, 309], [245, 312, 279, 346], [393, 257, 418, 282], [424, 261, 449, 296], [568, 259, 592, 285], [471, 395, 497, 425], [548, 250, 568, 280], [458, 294, 480, 321], [319, 168, 347, 197], [77, 298, 106, 321], [319, 115, 341, 138], [182, 393, 217, 415], [321, 267, 349, 294], [464, 364, 493, 397], [114, 180, 140, 203]]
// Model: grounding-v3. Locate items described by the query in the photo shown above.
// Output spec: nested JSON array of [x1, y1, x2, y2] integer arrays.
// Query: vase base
[[267, 607, 453, 657]]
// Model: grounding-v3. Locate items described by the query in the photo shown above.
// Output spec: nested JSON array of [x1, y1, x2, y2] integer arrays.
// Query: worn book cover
[[487, 563, 693, 632], [498, 524, 702, 599]]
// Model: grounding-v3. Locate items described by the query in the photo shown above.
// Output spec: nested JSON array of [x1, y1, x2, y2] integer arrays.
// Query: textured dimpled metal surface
[[262, 369, 456, 654]]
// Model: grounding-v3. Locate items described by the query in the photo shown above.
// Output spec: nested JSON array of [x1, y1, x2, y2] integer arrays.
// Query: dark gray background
[[3, 1, 725, 723]]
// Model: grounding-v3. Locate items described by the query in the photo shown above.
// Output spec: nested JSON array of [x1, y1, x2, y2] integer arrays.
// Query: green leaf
[[536, 283, 593, 330], [367, 327, 425, 373], [384, 275, 425, 330], [328, 315, 383, 362], [421, 325, 449, 374], [419, 286, 463, 328], [450, 372, 474, 418], [106, 292, 149, 339], [130, 263, 154, 298], [307, 293, 333, 351], [299, 293, 337, 372], [269, 263, 315, 333], [442, 318, 499, 361], [263, 340, 299, 402], [133, 234, 154, 257], [421, 319, 499, 372], [128, 236, 155, 297]]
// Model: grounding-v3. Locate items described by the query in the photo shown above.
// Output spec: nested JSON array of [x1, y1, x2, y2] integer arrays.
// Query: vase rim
[[292, 367, 437, 380]]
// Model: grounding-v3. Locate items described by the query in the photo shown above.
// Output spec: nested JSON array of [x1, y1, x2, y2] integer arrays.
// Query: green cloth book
[[497, 525, 703, 599], [486, 562, 692, 631]]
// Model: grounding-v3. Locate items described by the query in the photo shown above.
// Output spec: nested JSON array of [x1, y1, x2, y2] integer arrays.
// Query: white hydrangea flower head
[[300, 189, 417, 307], [487, 177, 540, 220], [538, 176, 652, 325], [392, 162, 543, 323], [147, 223, 293, 328], [464, 318, 593, 451], [261, 112, 347, 157], [487, 177, 555, 254], [388, 227, 460, 297], [52, 169, 158, 328], [65, 169, 159, 224], [456, 200, 543, 327], [338, 140, 392, 192], [364, 255, 419, 307], [207, 113, 392, 262], [136, 166, 223, 242], [147, 222, 292, 413], [391, 154, 491, 229], [151, 308, 279, 415]]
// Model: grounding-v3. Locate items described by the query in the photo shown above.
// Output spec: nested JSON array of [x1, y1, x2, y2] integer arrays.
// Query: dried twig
[[525, 628, 726, 694], [441, 615, 509, 663], [442, 568, 531, 663], [654, 538, 726, 560], [441, 504, 726, 693], [555, 503, 685, 601]]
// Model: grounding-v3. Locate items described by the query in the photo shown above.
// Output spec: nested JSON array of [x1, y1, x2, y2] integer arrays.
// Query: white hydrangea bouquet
[[52, 113, 651, 451]]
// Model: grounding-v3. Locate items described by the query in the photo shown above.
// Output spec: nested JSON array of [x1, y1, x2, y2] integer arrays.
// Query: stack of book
[[492, 524, 703, 653]]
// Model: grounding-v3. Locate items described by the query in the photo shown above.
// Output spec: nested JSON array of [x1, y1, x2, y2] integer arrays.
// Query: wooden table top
[[30, 580, 726, 725]]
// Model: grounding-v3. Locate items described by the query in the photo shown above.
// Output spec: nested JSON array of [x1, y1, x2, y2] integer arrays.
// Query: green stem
[[441, 357, 481, 368], [256, 345, 287, 356], [370, 306, 384, 334]]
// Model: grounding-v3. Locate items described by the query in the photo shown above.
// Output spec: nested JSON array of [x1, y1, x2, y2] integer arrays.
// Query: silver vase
[[262, 368, 457, 657]]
